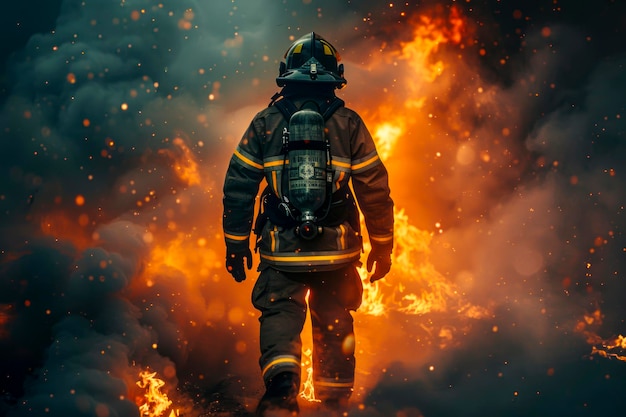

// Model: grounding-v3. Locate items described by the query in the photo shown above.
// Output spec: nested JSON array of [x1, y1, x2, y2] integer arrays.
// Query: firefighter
[[222, 32, 394, 416]]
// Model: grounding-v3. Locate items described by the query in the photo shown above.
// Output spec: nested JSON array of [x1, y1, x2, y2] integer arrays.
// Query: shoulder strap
[[320, 97, 344, 121], [268, 93, 344, 122], [274, 98, 299, 122]]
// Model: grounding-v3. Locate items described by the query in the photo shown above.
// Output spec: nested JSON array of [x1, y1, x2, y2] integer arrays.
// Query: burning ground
[[1, 1, 625, 416]]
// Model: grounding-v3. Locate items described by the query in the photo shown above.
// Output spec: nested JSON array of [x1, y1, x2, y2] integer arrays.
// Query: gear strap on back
[[268, 92, 345, 122]]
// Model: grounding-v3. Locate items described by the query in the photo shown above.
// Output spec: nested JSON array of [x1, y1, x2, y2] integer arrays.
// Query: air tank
[[287, 109, 327, 238]]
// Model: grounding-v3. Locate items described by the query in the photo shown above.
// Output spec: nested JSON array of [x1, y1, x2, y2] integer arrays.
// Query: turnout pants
[[252, 265, 363, 400]]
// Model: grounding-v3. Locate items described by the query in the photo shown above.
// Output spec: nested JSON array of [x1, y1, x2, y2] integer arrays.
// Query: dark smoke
[[1, 1, 625, 417]]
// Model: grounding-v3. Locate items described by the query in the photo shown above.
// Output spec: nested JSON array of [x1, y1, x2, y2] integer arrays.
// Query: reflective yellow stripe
[[320, 40, 336, 56], [264, 159, 288, 168], [260, 249, 361, 263], [262, 356, 300, 377], [224, 233, 248, 241], [332, 160, 351, 170], [338, 224, 346, 250], [352, 154, 379, 171], [315, 380, 354, 388], [270, 227, 277, 252], [370, 234, 393, 244], [234, 149, 263, 170], [271, 170, 278, 195], [293, 43, 303, 54], [334, 171, 345, 190]]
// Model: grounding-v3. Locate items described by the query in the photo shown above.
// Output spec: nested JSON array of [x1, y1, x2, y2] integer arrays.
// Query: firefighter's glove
[[366, 242, 393, 283], [226, 243, 252, 282]]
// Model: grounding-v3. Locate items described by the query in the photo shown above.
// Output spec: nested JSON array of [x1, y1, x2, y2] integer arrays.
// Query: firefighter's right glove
[[226, 243, 252, 282], [366, 242, 393, 283]]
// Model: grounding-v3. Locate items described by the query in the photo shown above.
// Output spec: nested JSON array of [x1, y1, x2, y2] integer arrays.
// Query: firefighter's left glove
[[226, 242, 253, 282], [367, 241, 393, 283]]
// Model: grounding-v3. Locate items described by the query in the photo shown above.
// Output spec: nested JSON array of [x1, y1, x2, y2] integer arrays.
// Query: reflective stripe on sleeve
[[369, 234, 393, 245], [224, 232, 249, 242], [233, 148, 263, 171], [351, 153, 380, 173], [332, 159, 351, 171]]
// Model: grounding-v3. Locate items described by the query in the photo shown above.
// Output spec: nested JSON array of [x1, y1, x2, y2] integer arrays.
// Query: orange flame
[[348, 8, 493, 374], [370, 5, 467, 161], [576, 308, 626, 362], [142, 232, 220, 286], [299, 348, 320, 403], [591, 336, 626, 361], [400, 7, 465, 84], [359, 210, 491, 320], [158, 137, 201, 186], [356, 5, 483, 320], [136, 370, 179, 417]]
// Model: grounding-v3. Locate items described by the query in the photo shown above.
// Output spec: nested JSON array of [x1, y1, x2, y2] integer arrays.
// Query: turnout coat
[[222, 94, 394, 272]]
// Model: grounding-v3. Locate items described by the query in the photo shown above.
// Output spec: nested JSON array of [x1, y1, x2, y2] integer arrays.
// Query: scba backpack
[[254, 96, 362, 272]]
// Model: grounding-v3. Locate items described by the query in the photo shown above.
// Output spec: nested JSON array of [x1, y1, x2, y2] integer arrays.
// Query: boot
[[255, 372, 300, 417]]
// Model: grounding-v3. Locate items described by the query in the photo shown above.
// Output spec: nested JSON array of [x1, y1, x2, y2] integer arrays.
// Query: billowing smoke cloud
[[1, 1, 625, 416]]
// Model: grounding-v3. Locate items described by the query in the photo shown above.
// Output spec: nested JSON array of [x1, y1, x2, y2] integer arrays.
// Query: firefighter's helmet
[[276, 32, 346, 89]]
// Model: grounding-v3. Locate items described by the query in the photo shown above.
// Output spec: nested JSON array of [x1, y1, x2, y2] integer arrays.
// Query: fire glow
[[11, 2, 622, 416], [358, 5, 487, 324], [128, 3, 614, 409], [131, 7, 485, 407]]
